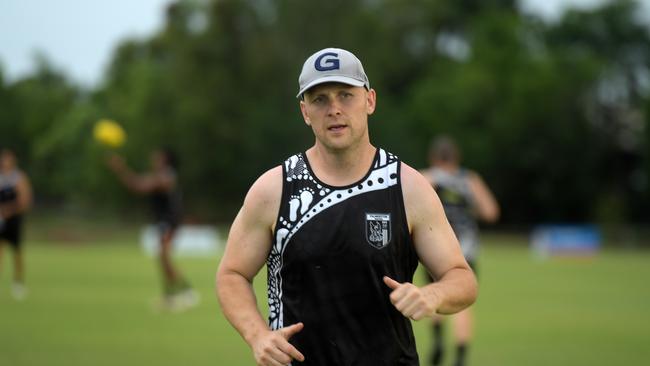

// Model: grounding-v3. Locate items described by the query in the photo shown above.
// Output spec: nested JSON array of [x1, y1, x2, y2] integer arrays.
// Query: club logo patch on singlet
[[365, 213, 392, 249]]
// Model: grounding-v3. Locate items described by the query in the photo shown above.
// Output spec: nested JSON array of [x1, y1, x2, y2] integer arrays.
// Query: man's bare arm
[[216, 166, 305, 365], [106, 155, 170, 194], [385, 163, 477, 319]]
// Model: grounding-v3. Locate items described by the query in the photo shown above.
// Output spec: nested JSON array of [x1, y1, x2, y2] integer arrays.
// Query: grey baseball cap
[[297, 48, 370, 98]]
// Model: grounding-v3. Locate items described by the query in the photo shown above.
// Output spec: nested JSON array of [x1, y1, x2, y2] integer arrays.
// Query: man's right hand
[[251, 322, 305, 366]]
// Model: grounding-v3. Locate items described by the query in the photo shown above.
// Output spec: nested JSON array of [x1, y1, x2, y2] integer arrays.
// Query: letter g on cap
[[315, 52, 340, 71]]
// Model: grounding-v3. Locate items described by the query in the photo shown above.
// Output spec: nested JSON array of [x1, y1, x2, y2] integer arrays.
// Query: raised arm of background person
[[106, 154, 173, 194], [467, 171, 500, 223], [384, 163, 478, 319], [216, 166, 305, 366]]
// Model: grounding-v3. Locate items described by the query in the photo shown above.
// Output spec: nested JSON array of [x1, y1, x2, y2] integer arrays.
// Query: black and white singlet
[[429, 167, 479, 261], [267, 148, 420, 366]]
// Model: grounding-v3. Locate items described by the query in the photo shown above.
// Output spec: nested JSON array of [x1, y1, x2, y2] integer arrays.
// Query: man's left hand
[[383, 276, 440, 320]]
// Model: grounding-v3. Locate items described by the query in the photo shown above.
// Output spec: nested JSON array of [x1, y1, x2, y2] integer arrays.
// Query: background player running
[[107, 148, 198, 311], [0, 148, 33, 300], [420, 136, 500, 366]]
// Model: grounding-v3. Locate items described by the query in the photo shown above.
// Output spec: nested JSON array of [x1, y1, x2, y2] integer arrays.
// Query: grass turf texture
[[0, 234, 648, 366]]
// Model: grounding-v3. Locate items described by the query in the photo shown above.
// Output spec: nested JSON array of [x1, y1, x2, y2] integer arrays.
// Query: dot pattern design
[[267, 149, 400, 330]]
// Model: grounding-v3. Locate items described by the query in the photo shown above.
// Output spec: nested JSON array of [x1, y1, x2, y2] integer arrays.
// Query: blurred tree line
[[1, 0, 648, 225]]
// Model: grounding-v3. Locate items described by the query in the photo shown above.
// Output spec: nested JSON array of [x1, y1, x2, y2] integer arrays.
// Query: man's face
[[300, 83, 376, 152]]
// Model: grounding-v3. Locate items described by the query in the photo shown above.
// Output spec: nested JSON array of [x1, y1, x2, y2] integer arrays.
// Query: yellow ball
[[93, 119, 126, 148]]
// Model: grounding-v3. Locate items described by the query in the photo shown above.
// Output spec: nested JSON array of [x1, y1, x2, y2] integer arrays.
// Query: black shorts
[[0, 215, 23, 249], [424, 259, 477, 283]]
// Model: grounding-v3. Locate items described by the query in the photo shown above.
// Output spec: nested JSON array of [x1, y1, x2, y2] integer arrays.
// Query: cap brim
[[296, 76, 367, 98]]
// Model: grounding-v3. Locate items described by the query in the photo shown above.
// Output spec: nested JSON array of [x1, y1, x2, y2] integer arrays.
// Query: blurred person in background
[[107, 147, 198, 311], [420, 136, 500, 366], [0, 148, 33, 300], [217, 48, 477, 366]]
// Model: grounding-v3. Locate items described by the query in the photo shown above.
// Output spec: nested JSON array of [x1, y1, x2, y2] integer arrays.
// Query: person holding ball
[[107, 148, 198, 311], [0, 147, 33, 301], [216, 48, 477, 365]]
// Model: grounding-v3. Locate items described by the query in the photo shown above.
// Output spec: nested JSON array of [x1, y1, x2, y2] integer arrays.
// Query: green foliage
[[2, 56, 82, 201], [1, 0, 649, 223]]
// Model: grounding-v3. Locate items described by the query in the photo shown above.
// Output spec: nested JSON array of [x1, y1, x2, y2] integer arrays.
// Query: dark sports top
[[150, 168, 182, 226], [0, 170, 19, 204], [268, 148, 420, 366], [429, 167, 479, 261]]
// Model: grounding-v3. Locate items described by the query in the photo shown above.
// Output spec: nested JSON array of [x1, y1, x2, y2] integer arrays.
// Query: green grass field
[[1, 231, 649, 366]]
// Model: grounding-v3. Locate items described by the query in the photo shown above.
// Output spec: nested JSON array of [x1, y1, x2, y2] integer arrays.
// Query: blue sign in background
[[531, 225, 602, 257]]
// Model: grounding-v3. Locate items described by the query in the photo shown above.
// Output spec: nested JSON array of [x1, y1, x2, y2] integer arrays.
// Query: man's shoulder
[[251, 165, 283, 192], [400, 162, 437, 202], [241, 166, 283, 222], [400, 162, 427, 184]]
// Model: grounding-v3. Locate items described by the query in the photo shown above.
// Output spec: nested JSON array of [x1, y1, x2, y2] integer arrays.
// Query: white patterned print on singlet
[[267, 148, 399, 330]]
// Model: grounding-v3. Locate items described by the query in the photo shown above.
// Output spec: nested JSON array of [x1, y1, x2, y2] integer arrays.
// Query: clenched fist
[[383, 276, 440, 321]]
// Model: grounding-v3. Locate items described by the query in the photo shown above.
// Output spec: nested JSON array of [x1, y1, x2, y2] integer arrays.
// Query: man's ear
[[366, 88, 377, 115], [300, 100, 311, 126]]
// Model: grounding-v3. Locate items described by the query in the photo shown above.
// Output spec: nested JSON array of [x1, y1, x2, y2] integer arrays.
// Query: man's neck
[[306, 142, 377, 187]]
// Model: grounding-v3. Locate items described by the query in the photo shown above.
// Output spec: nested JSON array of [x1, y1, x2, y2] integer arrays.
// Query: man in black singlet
[[216, 48, 478, 366], [107, 148, 198, 311], [0, 148, 33, 301]]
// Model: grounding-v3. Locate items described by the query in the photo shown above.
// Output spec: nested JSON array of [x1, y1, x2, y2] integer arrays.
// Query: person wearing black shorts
[[0, 148, 33, 301], [420, 136, 499, 366], [107, 148, 198, 311], [216, 48, 479, 366]]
